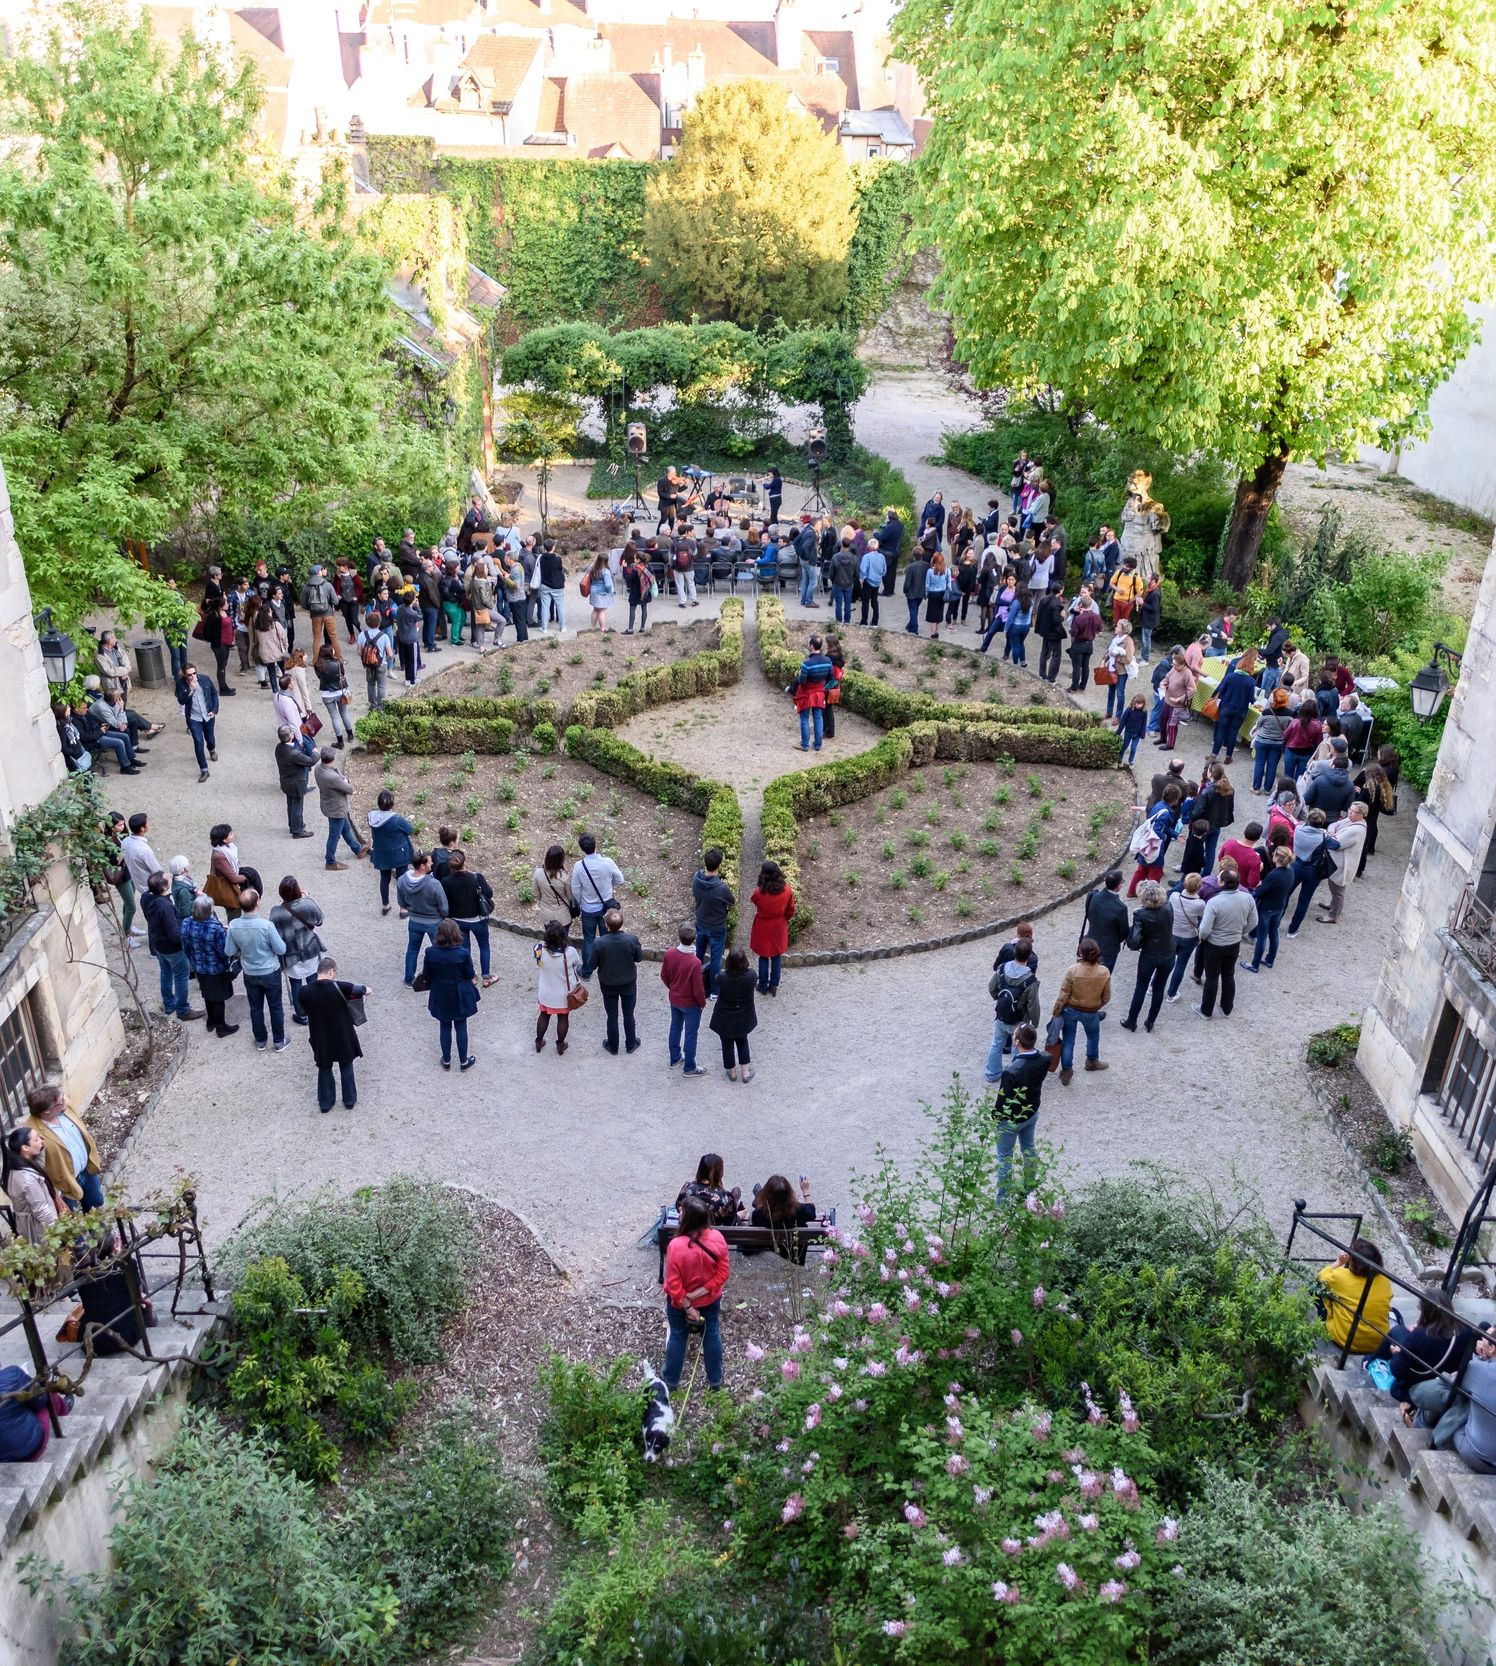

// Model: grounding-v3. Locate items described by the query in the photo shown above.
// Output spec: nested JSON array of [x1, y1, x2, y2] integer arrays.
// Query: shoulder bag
[[1093, 664, 1117, 686], [1201, 695, 1220, 722], [346, 991, 368, 1026], [563, 951, 588, 1011], [546, 871, 580, 919]]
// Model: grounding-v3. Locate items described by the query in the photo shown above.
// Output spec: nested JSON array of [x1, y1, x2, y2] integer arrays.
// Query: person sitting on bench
[[745, 1173, 820, 1262], [675, 1152, 743, 1226]]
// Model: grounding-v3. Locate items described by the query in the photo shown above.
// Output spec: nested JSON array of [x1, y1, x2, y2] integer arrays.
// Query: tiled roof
[[531, 75, 565, 133], [367, 0, 487, 26], [805, 29, 858, 106], [459, 33, 540, 101], [562, 72, 662, 162], [599, 20, 779, 79]]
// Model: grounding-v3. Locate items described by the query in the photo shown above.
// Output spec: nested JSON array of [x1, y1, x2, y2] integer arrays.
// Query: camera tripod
[[801, 464, 831, 518], [627, 457, 650, 520]]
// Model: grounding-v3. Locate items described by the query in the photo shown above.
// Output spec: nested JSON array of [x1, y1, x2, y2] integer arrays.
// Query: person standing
[[1211, 658, 1257, 763], [270, 877, 325, 1025], [397, 850, 449, 986], [538, 542, 568, 635], [1194, 762, 1237, 873], [992, 1024, 1048, 1200], [762, 467, 784, 526], [1067, 591, 1103, 689], [623, 549, 653, 635], [356, 612, 394, 711], [1243, 846, 1295, 972], [1119, 880, 1175, 1032], [369, 792, 416, 916], [1035, 585, 1067, 683], [1116, 695, 1148, 766], [1194, 869, 1258, 1019], [902, 546, 929, 636], [1103, 619, 1136, 722], [300, 565, 341, 662], [315, 646, 356, 748], [1284, 808, 1339, 937], [983, 938, 1040, 1083], [857, 540, 885, 626], [662, 1195, 729, 1395], [749, 861, 796, 995], [418, 556, 443, 656], [1052, 939, 1112, 1084], [2, 1126, 62, 1244], [393, 589, 423, 688], [181, 895, 239, 1037], [142, 872, 202, 1022], [1249, 691, 1292, 794], [421, 917, 479, 1071], [571, 832, 626, 977], [1281, 703, 1324, 784], [709, 946, 758, 1082], [692, 847, 734, 997], [439, 562, 468, 647], [173, 664, 220, 783], [592, 908, 643, 1055], [534, 919, 583, 1054], [225, 889, 289, 1051], [25, 1084, 104, 1213], [313, 747, 367, 871], [274, 726, 316, 840], [1080, 870, 1130, 971], [299, 955, 369, 1113], [584, 554, 615, 632], [1164, 872, 1207, 1000], [792, 635, 833, 752], [119, 813, 160, 899], [1318, 803, 1369, 925], [442, 849, 497, 987], [1159, 650, 1197, 751], [662, 925, 708, 1076], [829, 537, 858, 623]]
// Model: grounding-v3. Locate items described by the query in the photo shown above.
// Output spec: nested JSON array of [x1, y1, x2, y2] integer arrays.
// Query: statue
[[1119, 470, 1170, 585]]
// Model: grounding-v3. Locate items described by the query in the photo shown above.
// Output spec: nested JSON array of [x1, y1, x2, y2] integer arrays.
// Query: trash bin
[[132, 637, 167, 688]]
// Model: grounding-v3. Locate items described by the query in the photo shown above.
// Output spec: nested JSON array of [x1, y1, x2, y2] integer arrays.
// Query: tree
[[894, 0, 1496, 587], [0, 2, 392, 630], [644, 81, 858, 330]]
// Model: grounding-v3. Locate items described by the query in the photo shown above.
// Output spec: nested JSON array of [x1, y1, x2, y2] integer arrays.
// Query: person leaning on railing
[[1404, 1324, 1496, 1475], [1315, 1236, 1392, 1354]]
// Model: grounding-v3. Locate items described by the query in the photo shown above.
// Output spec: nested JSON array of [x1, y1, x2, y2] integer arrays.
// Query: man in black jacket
[[143, 872, 203, 1022], [993, 1022, 1048, 1199], [692, 848, 735, 996], [877, 510, 904, 596], [1080, 870, 1130, 970], [274, 726, 317, 838], [1034, 584, 1067, 683], [592, 909, 643, 1055]]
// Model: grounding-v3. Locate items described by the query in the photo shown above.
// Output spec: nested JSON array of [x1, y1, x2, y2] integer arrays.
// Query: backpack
[[991, 968, 1029, 1026], [674, 547, 692, 571], [359, 632, 383, 669]]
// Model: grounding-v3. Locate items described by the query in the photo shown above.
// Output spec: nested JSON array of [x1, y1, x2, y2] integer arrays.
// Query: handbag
[[412, 970, 430, 992], [346, 992, 367, 1027], [1201, 696, 1220, 722], [474, 607, 492, 627], [190, 619, 207, 642], [563, 952, 589, 1011], [301, 710, 323, 738], [55, 1302, 84, 1342], [1093, 665, 1117, 686], [1043, 1014, 1064, 1074]]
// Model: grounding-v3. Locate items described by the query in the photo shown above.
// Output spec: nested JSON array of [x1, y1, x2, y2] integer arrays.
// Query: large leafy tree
[[895, 0, 1496, 587], [0, 2, 392, 629], [644, 81, 858, 330]]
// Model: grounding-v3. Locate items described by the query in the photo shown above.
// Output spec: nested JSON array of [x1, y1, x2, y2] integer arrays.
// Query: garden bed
[[792, 755, 1133, 949], [344, 745, 705, 947], [785, 618, 1070, 711], [414, 617, 721, 711]]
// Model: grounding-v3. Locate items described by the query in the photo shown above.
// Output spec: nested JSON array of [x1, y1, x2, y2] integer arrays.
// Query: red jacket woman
[[662, 1196, 729, 1390], [749, 863, 796, 996]]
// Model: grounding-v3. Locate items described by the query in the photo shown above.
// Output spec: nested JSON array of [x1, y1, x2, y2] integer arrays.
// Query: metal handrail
[[1451, 884, 1496, 978]]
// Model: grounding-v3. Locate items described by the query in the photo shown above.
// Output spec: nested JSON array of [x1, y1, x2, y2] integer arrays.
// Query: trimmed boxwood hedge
[[356, 600, 743, 751], [763, 718, 1117, 943]]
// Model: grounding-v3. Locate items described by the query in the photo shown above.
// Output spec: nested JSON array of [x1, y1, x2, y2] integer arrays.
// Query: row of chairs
[[645, 553, 807, 595]]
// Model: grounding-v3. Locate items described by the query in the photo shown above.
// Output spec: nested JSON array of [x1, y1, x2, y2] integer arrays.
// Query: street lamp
[[1410, 641, 1463, 725], [34, 608, 77, 687]]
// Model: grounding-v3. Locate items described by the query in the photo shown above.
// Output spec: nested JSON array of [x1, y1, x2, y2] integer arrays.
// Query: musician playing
[[705, 482, 728, 517], [657, 466, 683, 523]]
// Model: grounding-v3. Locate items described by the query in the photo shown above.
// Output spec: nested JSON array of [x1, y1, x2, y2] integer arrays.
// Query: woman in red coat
[[662, 1195, 730, 1391], [749, 860, 796, 996]]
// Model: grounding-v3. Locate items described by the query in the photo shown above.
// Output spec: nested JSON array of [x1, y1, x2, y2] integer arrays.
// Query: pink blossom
[[903, 1238, 916, 1254], [927, 1301, 941, 1316], [756, 1423, 770, 1438], [879, 1263, 892, 1283], [805, 1403, 822, 1431], [1031, 1412, 1052, 1442], [1172, 1563, 1185, 1577], [1010, 1329, 1025, 1346], [883, 1246, 898, 1264], [904, 1289, 922, 1312], [946, 1415, 964, 1442], [1157, 1517, 1180, 1544], [881, 1621, 905, 1637], [943, 1392, 961, 1409], [745, 1341, 765, 1362], [1064, 1447, 1087, 1464], [1047, 1469, 1064, 1484], [868, 1302, 890, 1324], [1112, 1468, 1140, 1509], [792, 1327, 814, 1352], [781, 1359, 802, 1382], [854, 1397, 868, 1411], [1049, 1200, 1066, 1220], [833, 1356, 849, 1370], [776, 1439, 791, 1453], [897, 1268, 911, 1284], [1056, 1563, 1081, 1592], [1001, 1537, 1023, 1556], [853, 1241, 872, 1260], [992, 1580, 1020, 1604], [1078, 1470, 1103, 1501], [824, 1248, 840, 1265], [825, 1224, 841, 1241], [749, 1388, 765, 1403], [1115, 1548, 1141, 1572], [973, 1485, 992, 1510], [831, 1299, 852, 1318], [1078, 1513, 1099, 1531], [722, 1518, 734, 1533], [894, 1221, 908, 1237], [1122, 1408, 1140, 1433], [1032, 1509, 1069, 1543], [855, 1202, 876, 1225], [1098, 1580, 1127, 1604], [781, 1493, 805, 1524], [1025, 1191, 1042, 1214], [946, 1453, 970, 1477], [942, 1546, 964, 1567], [843, 1520, 860, 1539], [1032, 1285, 1046, 1309], [863, 1360, 887, 1378], [936, 1281, 952, 1299], [895, 1343, 923, 1367], [914, 1263, 928, 1279], [828, 1382, 843, 1402], [903, 1502, 927, 1528], [802, 1454, 819, 1474]]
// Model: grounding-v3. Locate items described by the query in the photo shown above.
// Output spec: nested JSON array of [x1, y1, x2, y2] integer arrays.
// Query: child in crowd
[[1177, 817, 1210, 882], [1117, 695, 1148, 766]]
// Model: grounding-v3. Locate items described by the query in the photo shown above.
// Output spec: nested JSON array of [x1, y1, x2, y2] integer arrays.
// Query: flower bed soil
[[793, 756, 1134, 949], [785, 619, 1070, 711], [344, 747, 704, 947], [415, 617, 721, 710]]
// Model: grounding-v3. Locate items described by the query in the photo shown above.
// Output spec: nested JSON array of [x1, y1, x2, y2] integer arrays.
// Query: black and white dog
[[641, 1360, 676, 1463]]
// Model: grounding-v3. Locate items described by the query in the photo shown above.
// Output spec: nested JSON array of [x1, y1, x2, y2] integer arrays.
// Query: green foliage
[[630, 1580, 829, 1666], [332, 1408, 513, 1659], [841, 160, 916, 333], [1370, 1127, 1415, 1176], [1159, 1469, 1476, 1666], [537, 1355, 647, 1530], [0, 4, 391, 630], [0, 771, 116, 936], [531, 719, 558, 754], [1306, 1023, 1362, 1070], [23, 1413, 397, 1665], [899, 0, 1496, 582], [644, 82, 858, 330]]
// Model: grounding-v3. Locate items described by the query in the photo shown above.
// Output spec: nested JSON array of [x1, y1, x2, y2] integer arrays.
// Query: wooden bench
[[654, 1205, 837, 1283]]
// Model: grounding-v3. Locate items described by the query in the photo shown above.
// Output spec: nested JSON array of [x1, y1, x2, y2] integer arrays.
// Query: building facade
[[1359, 538, 1496, 1224], [0, 465, 124, 1129]]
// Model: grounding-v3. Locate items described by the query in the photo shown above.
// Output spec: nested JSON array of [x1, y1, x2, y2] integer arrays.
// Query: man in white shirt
[[570, 832, 627, 978], [120, 813, 160, 935]]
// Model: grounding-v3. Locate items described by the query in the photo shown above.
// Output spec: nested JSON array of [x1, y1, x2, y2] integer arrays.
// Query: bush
[[531, 719, 558, 753], [1306, 1022, 1362, 1069], [1158, 1470, 1475, 1665], [225, 1176, 476, 1364], [26, 1414, 396, 1665], [333, 1407, 512, 1659], [630, 1581, 830, 1666], [538, 1355, 648, 1529]]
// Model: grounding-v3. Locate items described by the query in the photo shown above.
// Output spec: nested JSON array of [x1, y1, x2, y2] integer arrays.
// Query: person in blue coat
[[422, 917, 480, 1070], [1211, 661, 1258, 762], [367, 790, 416, 916]]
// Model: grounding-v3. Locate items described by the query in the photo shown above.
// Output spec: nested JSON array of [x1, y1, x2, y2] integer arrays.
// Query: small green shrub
[[1307, 1023, 1362, 1069], [532, 720, 558, 753], [909, 855, 932, 879], [1370, 1127, 1415, 1175], [538, 1355, 645, 1528]]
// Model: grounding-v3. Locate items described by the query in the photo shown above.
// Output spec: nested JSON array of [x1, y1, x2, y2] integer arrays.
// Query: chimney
[[774, 0, 800, 71], [662, 40, 673, 74], [687, 43, 705, 97]]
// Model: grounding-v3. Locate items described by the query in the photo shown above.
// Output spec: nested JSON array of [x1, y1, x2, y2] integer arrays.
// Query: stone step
[[1412, 1448, 1480, 1528], [1364, 1405, 1410, 1471], [0, 1485, 29, 1540]]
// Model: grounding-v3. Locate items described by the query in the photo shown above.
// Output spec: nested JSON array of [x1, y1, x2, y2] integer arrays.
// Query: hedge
[[565, 725, 742, 931], [762, 718, 1118, 943], [355, 601, 742, 750]]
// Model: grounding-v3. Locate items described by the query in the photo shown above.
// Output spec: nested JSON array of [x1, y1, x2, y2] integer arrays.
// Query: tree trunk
[[1219, 449, 1290, 591]]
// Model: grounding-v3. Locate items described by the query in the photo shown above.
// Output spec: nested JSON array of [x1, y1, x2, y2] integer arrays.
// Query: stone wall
[[1358, 534, 1496, 1221], [0, 464, 123, 1120], [858, 245, 947, 369]]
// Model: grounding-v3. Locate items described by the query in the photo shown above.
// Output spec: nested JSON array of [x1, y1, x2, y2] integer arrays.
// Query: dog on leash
[[640, 1360, 676, 1463]]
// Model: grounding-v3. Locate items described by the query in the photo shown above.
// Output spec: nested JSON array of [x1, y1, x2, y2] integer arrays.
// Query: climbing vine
[[841, 160, 918, 334], [0, 773, 116, 933]]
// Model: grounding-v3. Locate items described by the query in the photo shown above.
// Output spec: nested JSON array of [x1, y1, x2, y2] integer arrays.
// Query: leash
[[674, 1347, 702, 1427]]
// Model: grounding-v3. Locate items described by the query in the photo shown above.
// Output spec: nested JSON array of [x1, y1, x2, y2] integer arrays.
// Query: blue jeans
[[1212, 714, 1243, 759], [663, 1297, 723, 1390], [404, 919, 437, 983], [64, 1169, 106, 1213], [1283, 748, 1313, 784], [1148, 692, 1166, 734], [438, 1016, 470, 1064], [156, 948, 191, 1016], [167, 641, 188, 678], [1253, 743, 1284, 793], [799, 707, 824, 749], [541, 587, 566, 631], [1251, 907, 1284, 969], [695, 927, 726, 996], [756, 954, 782, 992], [422, 606, 438, 650], [1140, 625, 1154, 659], [1059, 1006, 1101, 1070], [800, 566, 818, 606], [1287, 860, 1323, 932], [1202, 828, 1222, 873], [984, 1019, 1016, 1081], [832, 585, 853, 622], [906, 598, 921, 634], [995, 1110, 1039, 1200], [980, 616, 1004, 653], [580, 910, 606, 976], [185, 717, 214, 771], [1166, 936, 1197, 996], [324, 816, 361, 865], [458, 918, 491, 977], [1006, 628, 1029, 665], [244, 972, 285, 1046], [317, 1061, 357, 1111], [668, 1004, 702, 1069], [1106, 672, 1129, 718], [1119, 734, 1141, 764], [1261, 667, 1282, 693]]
